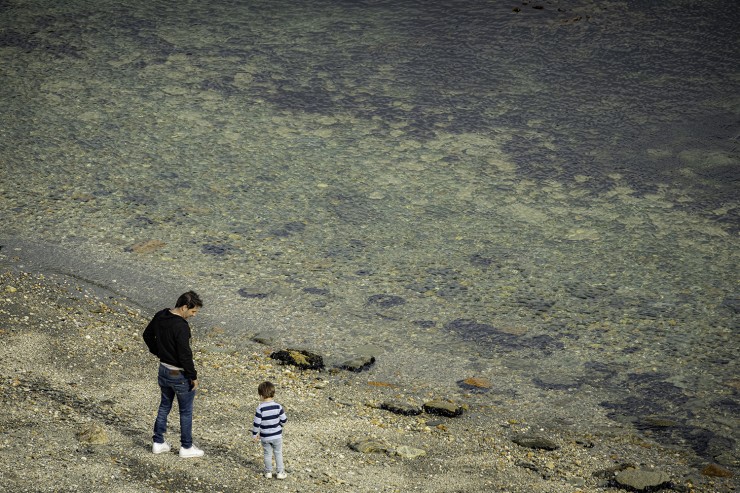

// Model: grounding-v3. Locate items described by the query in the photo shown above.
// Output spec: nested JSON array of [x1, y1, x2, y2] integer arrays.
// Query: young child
[[252, 381, 288, 479]]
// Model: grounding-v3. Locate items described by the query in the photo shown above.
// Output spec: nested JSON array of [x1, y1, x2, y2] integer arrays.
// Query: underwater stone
[[237, 288, 269, 299], [338, 355, 375, 372], [367, 294, 406, 308]]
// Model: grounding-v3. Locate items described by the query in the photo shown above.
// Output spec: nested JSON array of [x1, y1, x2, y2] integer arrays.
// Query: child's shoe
[[276, 471, 287, 480], [264, 471, 273, 479]]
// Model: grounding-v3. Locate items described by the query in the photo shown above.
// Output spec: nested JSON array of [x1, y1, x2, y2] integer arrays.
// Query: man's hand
[[191, 379, 199, 390]]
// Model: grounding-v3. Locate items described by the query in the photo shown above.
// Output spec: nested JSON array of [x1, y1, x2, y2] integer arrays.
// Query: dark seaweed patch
[[444, 319, 520, 349], [602, 396, 667, 417], [522, 334, 564, 353], [0, 30, 36, 50]]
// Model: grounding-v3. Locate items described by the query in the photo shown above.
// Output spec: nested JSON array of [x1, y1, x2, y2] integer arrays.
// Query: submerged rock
[[457, 377, 492, 393], [338, 355, 375, 372], [366, 294, 406, 308]]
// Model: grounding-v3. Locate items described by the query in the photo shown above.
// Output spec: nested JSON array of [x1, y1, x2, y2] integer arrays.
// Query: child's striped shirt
[[252, 400, 287, 441]]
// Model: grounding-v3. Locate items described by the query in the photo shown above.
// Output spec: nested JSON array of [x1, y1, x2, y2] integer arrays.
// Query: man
[[143, 291, 205, 458]]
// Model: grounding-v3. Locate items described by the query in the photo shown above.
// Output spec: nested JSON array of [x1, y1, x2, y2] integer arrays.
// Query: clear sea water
[[1, 0, 738, 466]]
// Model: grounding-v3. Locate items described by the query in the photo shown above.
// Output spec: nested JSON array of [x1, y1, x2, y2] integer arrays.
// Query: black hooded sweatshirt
[[143, 309, 197, 380]]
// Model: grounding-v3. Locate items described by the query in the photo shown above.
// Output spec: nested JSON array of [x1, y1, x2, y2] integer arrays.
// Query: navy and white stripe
[[252, 401, 287, 441]]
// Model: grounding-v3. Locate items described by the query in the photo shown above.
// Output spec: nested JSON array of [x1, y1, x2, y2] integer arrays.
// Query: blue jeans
[[262, 438, 284, 473], [153, 365, 195, 448]]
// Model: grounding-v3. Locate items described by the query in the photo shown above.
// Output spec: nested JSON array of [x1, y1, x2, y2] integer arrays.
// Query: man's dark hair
[[175, 291, 203, 309], [258, 381, 276, 399]]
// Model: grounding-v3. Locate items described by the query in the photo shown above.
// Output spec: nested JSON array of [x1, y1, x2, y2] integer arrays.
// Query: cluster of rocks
[[266, 345, 469, 420]]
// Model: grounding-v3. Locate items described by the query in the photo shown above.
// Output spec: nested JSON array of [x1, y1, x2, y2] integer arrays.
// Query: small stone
[[348, 439, 391, 454], [423, 400, 464, 418], [76, 423, 109, 445], [5, 286, 17, 293], [394, 445, 426, 459], [512, 435, 559, 451]]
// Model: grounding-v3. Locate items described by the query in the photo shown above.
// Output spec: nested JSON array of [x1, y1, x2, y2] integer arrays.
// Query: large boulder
[[614, 468, 671, 491], [270, 348, 324, 370]]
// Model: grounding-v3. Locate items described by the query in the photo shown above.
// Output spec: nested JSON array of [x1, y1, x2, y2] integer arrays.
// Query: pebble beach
[[0, 267, 736, 492]]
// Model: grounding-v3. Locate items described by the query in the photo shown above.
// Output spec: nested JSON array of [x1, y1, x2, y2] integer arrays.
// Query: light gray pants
[[262, 438, 284, 473]]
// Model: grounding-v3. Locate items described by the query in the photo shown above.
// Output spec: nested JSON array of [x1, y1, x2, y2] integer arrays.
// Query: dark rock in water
[[423, 400, 463, 417], [720, 295, 740, 314], [270, 349, 324, 370], [444, 319, 519, 348], [367, 294, 406, 308], [202, 244, 225, 255], [202, 243, 242, 256], [515, 296, 555, 313], [270, 221, 305, 237], [469, 253, 493, 267], [613, 468, 671, 491], [338, 355, 375, 372], [303, 287, 330, 295], [237, 288, 269, 299], [380, 400, 422, 416], [511, 435, 559, 451]]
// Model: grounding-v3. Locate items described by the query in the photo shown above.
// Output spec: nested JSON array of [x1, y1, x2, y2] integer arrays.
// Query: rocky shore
[[0, 268, 735, 492]]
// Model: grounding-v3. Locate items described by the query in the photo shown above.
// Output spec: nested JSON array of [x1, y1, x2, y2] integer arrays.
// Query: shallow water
[[1, 0, 738, 465]]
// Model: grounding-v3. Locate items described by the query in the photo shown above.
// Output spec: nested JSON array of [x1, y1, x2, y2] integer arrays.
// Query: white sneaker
[[152, 441, 171, 454], [264, 472, 273, 479], [276, 471, 287, 480], [179, 445, 204, 458]]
